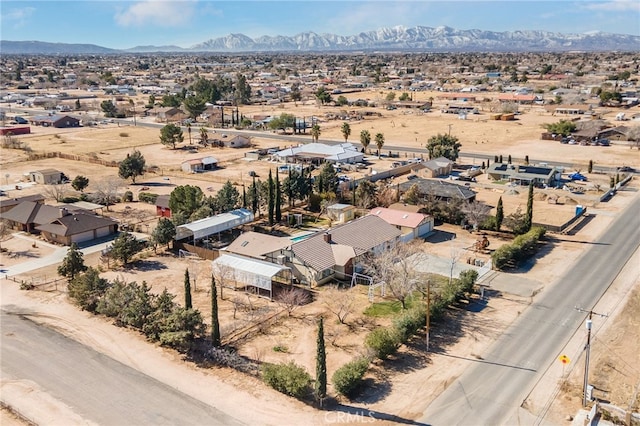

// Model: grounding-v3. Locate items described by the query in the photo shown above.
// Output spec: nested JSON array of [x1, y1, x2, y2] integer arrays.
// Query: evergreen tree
[[315, 317, 327, 405], [525, 182, 534, 232], [507, 154, 512, 164], [242, 185, 247, 208], [251, 175, 258, 213], [588, 160, 593, 174], [211, 275, 221, 347], [184, 269, 192, 309], [275, 171, 282, 222], [118, 149, 146, 184], [524, 155, 529, 165], [495, 196, 504, 231], [58, 243, 87, 283], [268, 169, 275, 225]]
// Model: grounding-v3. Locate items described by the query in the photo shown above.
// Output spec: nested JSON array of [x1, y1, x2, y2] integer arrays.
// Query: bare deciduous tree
[[93, 177, 124, 211], [43, 183, 68, 202], [276, 286, 310, 317], [323, 287, 356, 325], [0, 219, 10, 251], [462, 200, 492, 231], [362, 241, 424, 309]]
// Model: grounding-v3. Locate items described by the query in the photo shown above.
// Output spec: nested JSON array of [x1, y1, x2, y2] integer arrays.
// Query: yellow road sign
[[559, 355, 570, 365]]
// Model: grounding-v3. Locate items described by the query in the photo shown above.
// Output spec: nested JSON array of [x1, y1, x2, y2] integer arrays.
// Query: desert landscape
[[1, 50, 639, 425]]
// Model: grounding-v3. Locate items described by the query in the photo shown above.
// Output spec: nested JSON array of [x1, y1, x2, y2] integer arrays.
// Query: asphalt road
[[1, 309, 243, 426], [420, 192, 640, 425]]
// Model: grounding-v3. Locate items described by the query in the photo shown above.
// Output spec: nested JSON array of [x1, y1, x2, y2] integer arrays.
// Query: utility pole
[[575, 306, 608, 407], [448, 124, 453, 136], [426, 279, 431, 352]]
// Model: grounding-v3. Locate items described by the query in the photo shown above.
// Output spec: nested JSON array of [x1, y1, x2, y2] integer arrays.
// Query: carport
[[212, 253, 292, 300], [175, 208, 254, 244]]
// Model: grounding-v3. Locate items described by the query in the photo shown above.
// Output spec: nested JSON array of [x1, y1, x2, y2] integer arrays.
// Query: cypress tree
[[524, 155, 529, 165], [184, 268, 192, 309], [242, 185, 247, 208], [588, 160, 593, 174], [496, 196, 504, 232], [268, 169, 275, 225], [251, 175, 258, 214], [508, 154, 512, 164], [499, 155, 503, 163], [494, 155, 498, 163], [315, 317, 327, 405], [288, 168, 293, 207], [211, 275, 221, 347], [275, 171, 282, 222], [525, 182, 534, 232]]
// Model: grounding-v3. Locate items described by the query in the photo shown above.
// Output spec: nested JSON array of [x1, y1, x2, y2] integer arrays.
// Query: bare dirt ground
[[1, 93, 639, 425]]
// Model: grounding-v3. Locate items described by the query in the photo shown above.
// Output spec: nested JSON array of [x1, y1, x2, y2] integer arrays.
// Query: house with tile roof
[[283, 215, 401, 286]]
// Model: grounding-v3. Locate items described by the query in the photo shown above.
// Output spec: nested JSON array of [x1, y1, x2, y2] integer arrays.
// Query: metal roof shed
[[212, 253, 291, 299], [176, 208, 254, 242]]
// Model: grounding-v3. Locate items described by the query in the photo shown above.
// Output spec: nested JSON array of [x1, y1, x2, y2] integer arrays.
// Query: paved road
[[420, 193, 640, 425], [1, 309, 243, 426]]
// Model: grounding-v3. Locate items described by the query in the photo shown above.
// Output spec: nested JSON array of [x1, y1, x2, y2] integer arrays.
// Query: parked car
[[617, 166, 634, 172], [568, 172, 588, 182], [14, 116, 28, 124]]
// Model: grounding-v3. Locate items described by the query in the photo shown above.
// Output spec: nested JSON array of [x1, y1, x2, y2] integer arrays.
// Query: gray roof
[[0, 201, 68, 225], [291, 215, 401, 272], [176, 208, 254, 241], [212, 253, 290, 291], [0, 194, 45, 210], [397, 178, 476, 201]]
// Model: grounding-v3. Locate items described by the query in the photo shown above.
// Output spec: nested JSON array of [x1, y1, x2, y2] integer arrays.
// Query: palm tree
[[360, 130, 371, 153], [375, 132, 385, 158], [199, 127, 209, 146], [341, 122, 351, 143], [360, 130, 371, 152], [311, 124, 321, 143]]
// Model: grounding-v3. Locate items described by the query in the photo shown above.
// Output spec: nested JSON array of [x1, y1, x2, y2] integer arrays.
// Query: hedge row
[[491, 227, 546, 270]]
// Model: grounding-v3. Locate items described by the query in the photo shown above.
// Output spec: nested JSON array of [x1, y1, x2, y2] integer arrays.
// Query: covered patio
[[212, 253, 292, 300]]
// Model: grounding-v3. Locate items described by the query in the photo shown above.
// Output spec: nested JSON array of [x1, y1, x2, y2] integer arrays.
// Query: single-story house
[[497, 94, 541, 104], [0, 194, 45, 213], [146, 107, 184, 122], [487, 163, 558, 186], [275, 143, 364, 165], [326, 203, 356, 224], [29, 114, 80, 128], [368, 207, 434, 241], [414, 157, 454, 178], [225, 231, 292, 262], [283, 215, 401, 286], [36, 211, 118, 245], [397, 178, 477, 202], [181, 156, 218, 173], [29, 169, 64, 185], [597, 126, 631, 141], [437, 93, 477, 102], [0, 202, 116, 244], [155, 195, 171, 218], [211, 253, 292, 300]]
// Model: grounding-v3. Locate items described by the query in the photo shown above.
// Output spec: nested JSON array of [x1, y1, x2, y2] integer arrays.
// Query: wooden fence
[[174, 241, 220, 260]]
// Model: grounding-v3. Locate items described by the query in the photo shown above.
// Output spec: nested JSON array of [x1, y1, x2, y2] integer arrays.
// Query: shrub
[[364, 327, 401, 360], [123, 191, 134, 202], [119, 132, 129, 137], [332, 357, 370, 397], [204, 347, 258, 375], [492, 227, 546, 270], [262, 361, 311, 399], [392, 306, 426, 343], [62, 196, 80, 203], [138, 192, 159, 204]]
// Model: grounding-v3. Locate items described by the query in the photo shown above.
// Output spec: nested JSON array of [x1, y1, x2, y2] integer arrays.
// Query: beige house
[[414, 157, 454, 178]]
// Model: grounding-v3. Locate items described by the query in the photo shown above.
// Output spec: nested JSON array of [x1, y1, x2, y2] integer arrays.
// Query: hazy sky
[[1, 0, 639, 49]]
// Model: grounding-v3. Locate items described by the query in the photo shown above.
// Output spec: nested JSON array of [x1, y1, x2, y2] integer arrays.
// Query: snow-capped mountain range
[[2, 26, 638, 54]]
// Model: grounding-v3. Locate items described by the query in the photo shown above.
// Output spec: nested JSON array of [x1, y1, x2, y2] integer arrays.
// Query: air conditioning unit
[[276, 255, 286, 265]]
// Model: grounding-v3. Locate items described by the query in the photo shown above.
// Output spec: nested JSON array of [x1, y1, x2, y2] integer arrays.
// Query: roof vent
[[323, 232, 332, 243]]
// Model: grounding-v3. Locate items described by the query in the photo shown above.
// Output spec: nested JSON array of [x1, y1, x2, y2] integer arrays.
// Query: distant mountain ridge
[[2, 25, 639, 54]]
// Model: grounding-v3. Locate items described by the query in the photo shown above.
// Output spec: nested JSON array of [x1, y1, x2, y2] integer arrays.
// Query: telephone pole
[[426, 279, 431, 352], [575, 306, 608, 407]]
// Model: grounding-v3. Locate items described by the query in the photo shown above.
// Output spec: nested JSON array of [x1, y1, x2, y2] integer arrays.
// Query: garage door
[[71, 230, 95, 243], [95, 226, 111, 238]]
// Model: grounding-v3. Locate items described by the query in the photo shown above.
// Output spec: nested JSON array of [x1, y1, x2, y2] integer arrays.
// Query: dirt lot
[[1, 93, 639, 425]]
